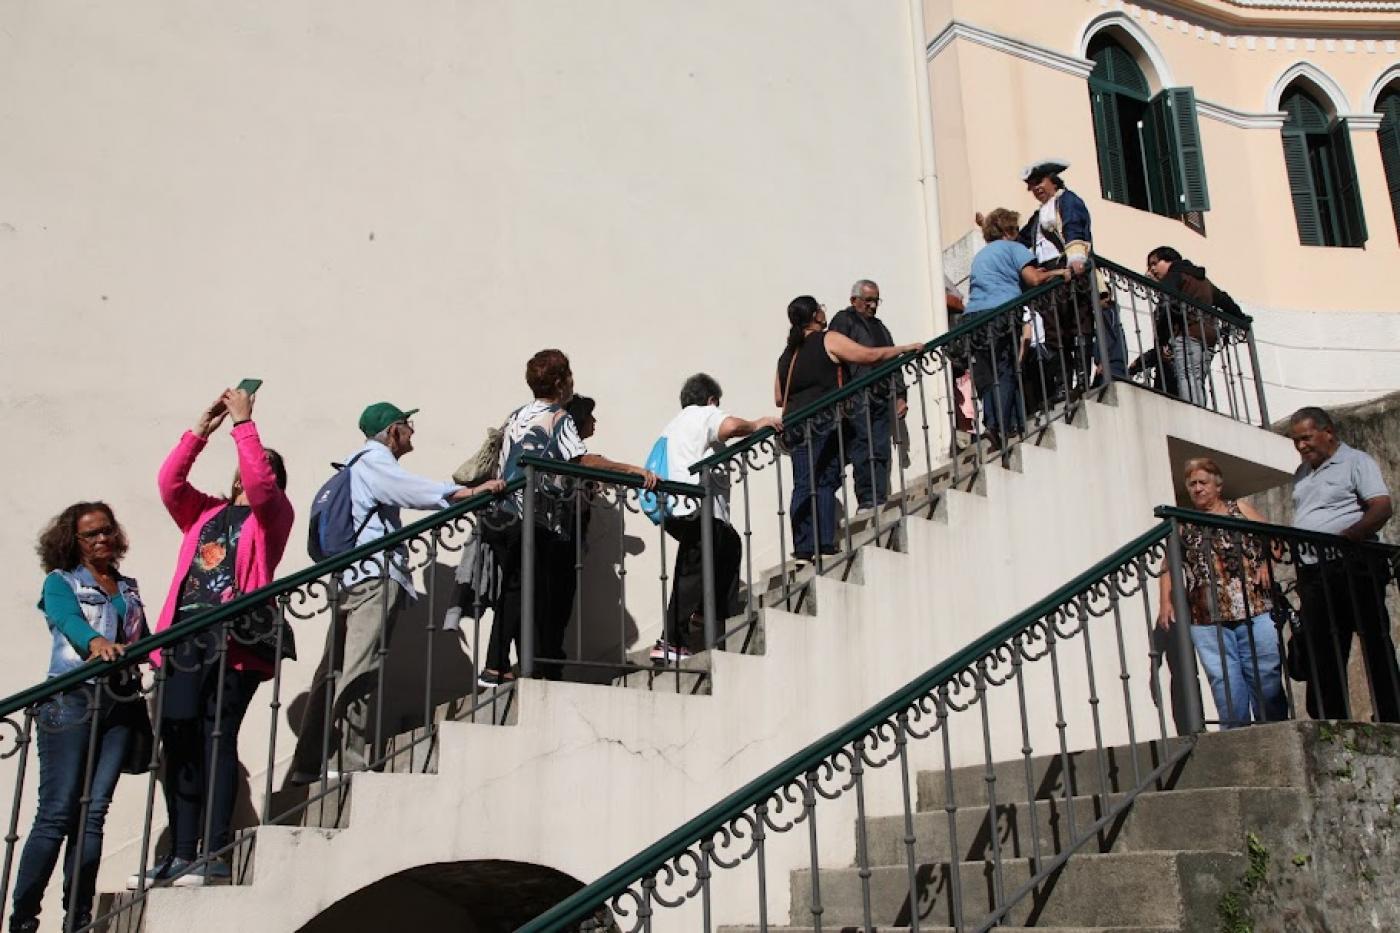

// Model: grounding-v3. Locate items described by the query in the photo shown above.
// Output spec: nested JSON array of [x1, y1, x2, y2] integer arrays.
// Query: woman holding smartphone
[[134, 386, 294, 886]]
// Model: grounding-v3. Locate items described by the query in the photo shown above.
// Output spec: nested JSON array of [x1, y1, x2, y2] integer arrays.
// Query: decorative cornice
[[1196, 100, 1289, 127], [1342, 112, 1384, 129], [927, 21, 1094, 79]]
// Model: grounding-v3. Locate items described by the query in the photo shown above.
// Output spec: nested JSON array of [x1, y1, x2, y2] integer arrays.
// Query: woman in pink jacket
[[136, 387, 294, 887]]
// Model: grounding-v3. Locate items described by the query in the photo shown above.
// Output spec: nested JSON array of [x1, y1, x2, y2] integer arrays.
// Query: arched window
[[1087, 34, 1210, 219], [1280, 82, 1367, 247], [1377, 86, 1400, 243]]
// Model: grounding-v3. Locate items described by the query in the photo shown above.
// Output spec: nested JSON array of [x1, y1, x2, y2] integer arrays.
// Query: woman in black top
[[775, 296, 921, 561]]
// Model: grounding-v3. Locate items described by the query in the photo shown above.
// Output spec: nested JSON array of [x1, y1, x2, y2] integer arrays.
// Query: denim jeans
[[1190, 613, 1287, 729], [845, 394, 893, 509], [11, 688, 132, 927], [1169, 335, 1214, 406], [971, 336, 1022, 437], [789, 421, 842, 558]]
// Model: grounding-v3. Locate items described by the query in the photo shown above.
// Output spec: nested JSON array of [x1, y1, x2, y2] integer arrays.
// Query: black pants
[[1298, 557, 1400, 722], [662, 515, 742, 649], [485, 522, 577, 680], [161, 636, 262, 860]]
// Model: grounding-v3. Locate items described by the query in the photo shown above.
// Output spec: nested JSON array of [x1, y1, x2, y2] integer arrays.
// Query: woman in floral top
[[1158, 458, 1287, 728]]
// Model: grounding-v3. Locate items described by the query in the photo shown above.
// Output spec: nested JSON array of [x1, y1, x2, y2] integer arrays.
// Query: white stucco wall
[[0, 0, 940, 920]]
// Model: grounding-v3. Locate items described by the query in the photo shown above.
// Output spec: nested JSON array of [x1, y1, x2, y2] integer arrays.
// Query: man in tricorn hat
[[1016, 159, 1126, 405]]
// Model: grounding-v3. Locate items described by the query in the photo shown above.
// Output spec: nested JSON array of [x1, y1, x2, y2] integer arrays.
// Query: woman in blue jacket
[[9, 502, 147, 933]]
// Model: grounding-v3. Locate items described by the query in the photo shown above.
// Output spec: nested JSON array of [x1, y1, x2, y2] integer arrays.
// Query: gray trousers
[[291, 577, 403, 779], [1169, 335, 1214, 406]]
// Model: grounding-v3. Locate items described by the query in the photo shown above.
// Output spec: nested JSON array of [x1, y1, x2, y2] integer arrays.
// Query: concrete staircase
[[116, 386, 1300, 932], [722, 721, 1400, 933]]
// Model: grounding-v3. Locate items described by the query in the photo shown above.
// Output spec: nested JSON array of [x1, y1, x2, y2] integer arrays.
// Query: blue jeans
[[846, 394, 892, 509], [789, 420, 842, 558], [11, 687, 132, 927], [1190, 613, 1287, 729]]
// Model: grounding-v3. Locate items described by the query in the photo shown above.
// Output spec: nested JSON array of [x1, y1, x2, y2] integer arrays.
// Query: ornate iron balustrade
[[1157, 505, 1400, 728], [513, 455, 711, 684], [517, 521, 1204, 932], [687, 256, 1270, 655], [0, 482, 529, 932]]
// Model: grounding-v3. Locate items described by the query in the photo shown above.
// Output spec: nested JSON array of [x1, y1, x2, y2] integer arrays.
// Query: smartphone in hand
[[236, 378, 263, 396]]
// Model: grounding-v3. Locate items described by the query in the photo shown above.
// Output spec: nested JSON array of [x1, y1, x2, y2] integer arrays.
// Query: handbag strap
[[780, 344, 801, 414]]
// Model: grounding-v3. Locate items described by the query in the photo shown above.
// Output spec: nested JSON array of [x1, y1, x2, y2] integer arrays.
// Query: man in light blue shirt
[[1288, 406, 1398, 722], [292, 402, 503, 781]]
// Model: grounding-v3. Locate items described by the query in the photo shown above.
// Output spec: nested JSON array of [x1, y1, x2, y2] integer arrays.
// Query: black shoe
[[10, 919, 39, 933]]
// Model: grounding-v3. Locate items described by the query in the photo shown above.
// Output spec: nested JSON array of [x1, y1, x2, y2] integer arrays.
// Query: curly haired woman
[[10, 502, 146, 933]]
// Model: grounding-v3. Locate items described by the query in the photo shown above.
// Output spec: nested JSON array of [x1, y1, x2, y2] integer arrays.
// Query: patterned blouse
[[1181, 500, 1271, 625]]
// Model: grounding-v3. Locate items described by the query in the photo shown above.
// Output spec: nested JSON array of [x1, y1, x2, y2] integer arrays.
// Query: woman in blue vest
[[9, 502, 147, 933]]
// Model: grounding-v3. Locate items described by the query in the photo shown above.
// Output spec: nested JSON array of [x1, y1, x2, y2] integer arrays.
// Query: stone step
[[861, 785, 1305, 866], [790, 849, 1241, 928], [915, 724, 1308, 812]]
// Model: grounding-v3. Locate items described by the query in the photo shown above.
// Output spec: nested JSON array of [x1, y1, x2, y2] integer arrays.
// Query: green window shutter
[[1145, 88, 1211, 216], [1281, 130, 1324, 245], [1326, 119, 1368, 246], [1164, 87, 1210, 212], [1379, 94, 1400, 244], [1090, 85, 1130, 204]]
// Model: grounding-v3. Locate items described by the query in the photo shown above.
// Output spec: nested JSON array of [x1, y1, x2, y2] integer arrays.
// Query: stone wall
[[1230, 721, 1400, 933]]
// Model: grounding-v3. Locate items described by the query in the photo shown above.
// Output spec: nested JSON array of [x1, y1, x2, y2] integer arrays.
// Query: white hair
[[372, 427, 393, 445], [850, 279, 879, 298]]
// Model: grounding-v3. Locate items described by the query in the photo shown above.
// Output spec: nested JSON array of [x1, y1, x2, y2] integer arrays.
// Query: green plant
[[1244, 833, 1269, 892], [1292, 853, 1309, 867], [1218, 890, 1252, 933]]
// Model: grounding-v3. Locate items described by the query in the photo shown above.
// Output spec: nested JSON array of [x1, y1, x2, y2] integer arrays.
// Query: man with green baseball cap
[[357, 401, 419, 439], [291, 401, 503, 782]]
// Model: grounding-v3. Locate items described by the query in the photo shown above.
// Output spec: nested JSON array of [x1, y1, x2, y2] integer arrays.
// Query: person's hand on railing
[[755, 415, 783, 434], [86, 636, 126, 663], [1253, 563, 1271, 589], [638, 469, 659, 491], [223, 387, 254, 424], [451, 478, 506, 501], [194, 392, 231, 438]]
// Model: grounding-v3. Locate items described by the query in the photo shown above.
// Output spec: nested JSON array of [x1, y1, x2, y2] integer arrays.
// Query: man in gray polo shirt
[[1288, 406, 1398, 722]]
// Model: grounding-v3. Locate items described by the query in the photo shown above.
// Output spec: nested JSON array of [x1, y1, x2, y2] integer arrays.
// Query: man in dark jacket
[[1146, 246, 1233, 406], [829, 279, 907, 512], [1016, 159, 1126, 398]]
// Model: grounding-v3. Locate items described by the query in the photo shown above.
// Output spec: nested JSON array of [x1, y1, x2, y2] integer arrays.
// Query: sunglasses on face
[[78, 526, 116, 541]]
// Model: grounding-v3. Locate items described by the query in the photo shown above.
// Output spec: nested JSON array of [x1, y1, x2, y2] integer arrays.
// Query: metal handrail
[[688, 278, 1063, 475], [1154, 504, 1400, 555], [517, 454, 705, 499], [516, 520, 1174, 932], [0, 478, 525, 720], [1093, 254, 1253, 329]]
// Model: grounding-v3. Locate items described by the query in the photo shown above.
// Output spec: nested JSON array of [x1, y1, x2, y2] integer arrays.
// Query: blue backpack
[[306, 451, 379, 562], [638, 436, 671, 525]]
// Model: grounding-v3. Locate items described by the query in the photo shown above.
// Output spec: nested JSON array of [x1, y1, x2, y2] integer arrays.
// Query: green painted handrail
[[1093, 253, 1253, 329], [518, 454, 704, 499], [515, 520, 1172, 932], [1154, 505, 1399, 555], [688, 277, 1063, 474], [0, 478, 525, 720]]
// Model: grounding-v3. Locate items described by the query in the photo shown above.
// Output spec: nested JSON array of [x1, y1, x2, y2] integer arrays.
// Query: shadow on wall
[[563, 499, 644, 685], [295, 859, 585, 933]]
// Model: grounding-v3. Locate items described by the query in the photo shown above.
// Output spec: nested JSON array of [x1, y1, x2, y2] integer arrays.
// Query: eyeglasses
[[395, 419, 415, 431], [857, 296, 882, 305], [78, 526, 116, 541]]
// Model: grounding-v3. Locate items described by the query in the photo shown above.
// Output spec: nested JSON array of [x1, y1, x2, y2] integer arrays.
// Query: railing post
[[699, 471, 719, 652], [1165, 518, 1205, 734], [1087, 256, 1114, 390], [521, 463, 537, 679], [1245, 327, 1270, 427]]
